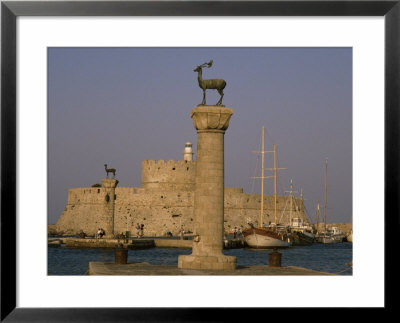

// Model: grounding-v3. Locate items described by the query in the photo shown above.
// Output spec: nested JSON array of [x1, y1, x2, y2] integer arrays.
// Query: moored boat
[[290, 220, 315, 245], [315, 232, 335, 244], [243, 224, 291, 249], [284, 181, 315, 245], [314, 159, 344, 244], [242, 126, 291, 249], [346, 230, 353, 243], [316, 226, 345, 243]]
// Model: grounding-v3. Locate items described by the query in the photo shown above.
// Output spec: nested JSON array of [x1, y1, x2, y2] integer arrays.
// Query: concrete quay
[[48, 237, 193, 249], [64, 238, 155, 249], [88, 262, 335, 275]]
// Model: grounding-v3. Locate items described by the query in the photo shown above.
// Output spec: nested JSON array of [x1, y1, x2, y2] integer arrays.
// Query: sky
[[48, 47, 352, 225]]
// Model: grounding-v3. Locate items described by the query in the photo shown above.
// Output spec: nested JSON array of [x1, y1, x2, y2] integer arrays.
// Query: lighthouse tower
[[183, 142, 194, 161]]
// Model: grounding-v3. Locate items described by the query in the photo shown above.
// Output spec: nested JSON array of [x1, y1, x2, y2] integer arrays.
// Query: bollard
[[114, 245, 128, 264], [269, 248, 282, 267]]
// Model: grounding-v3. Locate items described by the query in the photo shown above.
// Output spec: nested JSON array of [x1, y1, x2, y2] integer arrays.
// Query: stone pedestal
[[101, 178, 118, 238], [178, 106, 236, 270]]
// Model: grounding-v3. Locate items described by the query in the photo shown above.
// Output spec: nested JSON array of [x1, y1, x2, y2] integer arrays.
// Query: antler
[[198, 60, 213, 68]]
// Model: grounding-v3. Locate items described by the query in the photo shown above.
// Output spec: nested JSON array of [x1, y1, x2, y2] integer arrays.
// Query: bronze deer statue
[[104, 164, 116, 178], [194, 60, 226, 106]]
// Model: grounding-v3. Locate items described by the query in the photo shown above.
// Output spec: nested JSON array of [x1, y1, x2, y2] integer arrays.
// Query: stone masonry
[[178, 106, 236, 270], [55, 150, 308, 237], [55, 182, 307, 237], [101, 178, 118, 237]]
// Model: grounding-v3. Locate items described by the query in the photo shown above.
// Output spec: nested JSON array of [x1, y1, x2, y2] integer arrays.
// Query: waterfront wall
[[55, 187, 308, 237], [54, 159, 310, 237]]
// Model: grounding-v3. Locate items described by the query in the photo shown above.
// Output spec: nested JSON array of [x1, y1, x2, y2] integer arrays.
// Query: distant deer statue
[[104, 164, 116, 178], [194, 60, 226, 106]]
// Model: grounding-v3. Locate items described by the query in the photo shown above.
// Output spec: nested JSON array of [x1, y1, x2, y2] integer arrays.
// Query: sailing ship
[[315, 159, 344, 243], [285, 181, 315, 245], [242, 127, 291, 249]]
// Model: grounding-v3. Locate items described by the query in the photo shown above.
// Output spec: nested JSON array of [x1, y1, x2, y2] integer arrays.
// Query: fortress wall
[[141, 160, 196, 190], [223, 193, 307, 232], [55, 187, 111, 235], [55, 204, 105, 235], [54, 160, 308, 237], [55, 183, 308, 237], [113, 205, 195, 237], [224, 188, 243, 194], [67, 187, 106, 205], [224, 190, 304, 215], [113, 188, 195, 236]]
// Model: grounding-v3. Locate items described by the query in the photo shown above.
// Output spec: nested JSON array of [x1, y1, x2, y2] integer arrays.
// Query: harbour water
[[48, 242, 352, 276]]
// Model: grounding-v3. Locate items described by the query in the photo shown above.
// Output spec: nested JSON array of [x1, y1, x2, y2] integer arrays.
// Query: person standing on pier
[[179, 225, 185, 240], [136, 223, 140, 238], [140, 224, 144, 237]]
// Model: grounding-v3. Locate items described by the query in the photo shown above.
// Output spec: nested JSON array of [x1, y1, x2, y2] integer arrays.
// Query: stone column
[[178, 106, 236, 270], [101, 178, 118, 238]]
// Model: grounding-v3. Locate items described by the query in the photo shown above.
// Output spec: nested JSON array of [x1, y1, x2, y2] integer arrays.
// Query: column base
[[178, 254, 236, 270]]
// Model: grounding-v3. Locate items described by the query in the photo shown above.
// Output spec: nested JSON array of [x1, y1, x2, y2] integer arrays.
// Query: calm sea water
[[48, 242, 352, 276]]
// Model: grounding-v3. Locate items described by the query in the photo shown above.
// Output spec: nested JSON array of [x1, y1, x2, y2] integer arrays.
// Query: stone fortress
[[54, 142, 308, 237]]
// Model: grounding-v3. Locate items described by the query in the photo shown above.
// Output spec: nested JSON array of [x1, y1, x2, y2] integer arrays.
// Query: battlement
[[142, 159, 196, 168], [67, 187, 106, 205], [141, 159, 196, 190]]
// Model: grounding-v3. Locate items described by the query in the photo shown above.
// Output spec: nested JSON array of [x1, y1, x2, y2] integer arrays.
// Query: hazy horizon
[[48, 47, 352, 225]]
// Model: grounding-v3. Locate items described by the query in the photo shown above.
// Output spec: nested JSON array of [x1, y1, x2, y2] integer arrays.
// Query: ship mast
[[289, 180, 293, 225], [273, 144, 277, 227], [316, 200, 320, 232], [260, 127, 265, 228], [285, 179, 298, 225], [252, 127, 284, 229], [323, 158, 328, 232]]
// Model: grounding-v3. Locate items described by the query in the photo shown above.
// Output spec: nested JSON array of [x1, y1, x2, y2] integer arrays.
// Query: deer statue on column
[[104, 164, 116, 178], [194, 60, 226, 106]]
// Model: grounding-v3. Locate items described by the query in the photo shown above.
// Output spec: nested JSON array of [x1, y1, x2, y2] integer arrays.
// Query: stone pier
[[178, 106, 236, 270], [101, 178, 118, 238]]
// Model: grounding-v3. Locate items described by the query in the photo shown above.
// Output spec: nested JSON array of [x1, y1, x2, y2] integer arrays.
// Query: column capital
[[101, 178, 119, 189], [191, 106, 234, 132]]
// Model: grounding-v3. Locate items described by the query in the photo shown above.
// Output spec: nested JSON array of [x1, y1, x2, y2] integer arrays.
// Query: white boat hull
[[317, 234, 344, 244], [320, 236, 338, 244], [347, 232, 353, 243], [244, 230, 291, 249]]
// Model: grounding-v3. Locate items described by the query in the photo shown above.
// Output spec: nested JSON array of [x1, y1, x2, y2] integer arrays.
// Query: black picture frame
[[1, 0, 397, 321]]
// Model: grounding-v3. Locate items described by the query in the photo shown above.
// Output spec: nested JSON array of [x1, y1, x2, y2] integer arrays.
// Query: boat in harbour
[[290, 217, 315, 245], [315, 159, 344, 244], [244, 224, 292, 249], [346, 230, 353, 243], [284, 180, 315, 245], [242, 126, 291, 249], [317, 226, 346, 243]]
